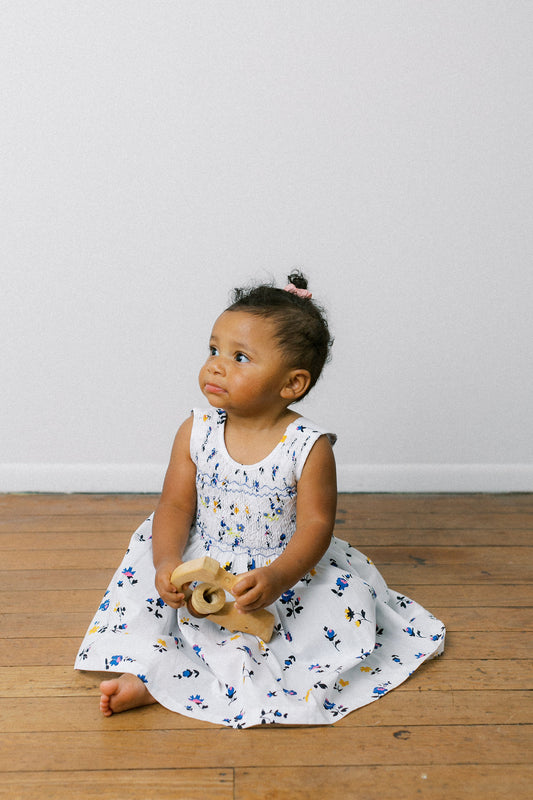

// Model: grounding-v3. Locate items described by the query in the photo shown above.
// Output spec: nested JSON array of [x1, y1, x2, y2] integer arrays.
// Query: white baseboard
[[0, 464, 166, 493], [0, 462, 531, 493], [336, 463, 533, 493]]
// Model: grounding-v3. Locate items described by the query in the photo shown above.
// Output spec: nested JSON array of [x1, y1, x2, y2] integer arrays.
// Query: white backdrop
[[1, 1, 532, 492]]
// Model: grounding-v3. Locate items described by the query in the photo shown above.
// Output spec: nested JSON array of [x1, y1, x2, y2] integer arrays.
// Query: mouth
[[204, 383, 226, 395]]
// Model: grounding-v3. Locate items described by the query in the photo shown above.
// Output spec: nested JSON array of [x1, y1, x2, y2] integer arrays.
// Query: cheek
[[198, 362, 208, 384]]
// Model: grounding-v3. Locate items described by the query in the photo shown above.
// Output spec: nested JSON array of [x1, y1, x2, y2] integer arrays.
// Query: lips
[[204, 383, 226, 395]]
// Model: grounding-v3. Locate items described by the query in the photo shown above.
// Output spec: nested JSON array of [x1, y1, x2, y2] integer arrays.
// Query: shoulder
[[282, 416, 336, 481], [190, 407, 226, 427], [170, 413, 194, 456], [290, 416, 337, 447], [188, 407, 226, 463]]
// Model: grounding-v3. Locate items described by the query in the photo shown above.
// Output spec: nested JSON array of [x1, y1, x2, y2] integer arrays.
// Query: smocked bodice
[[190, 408, 334, 564]]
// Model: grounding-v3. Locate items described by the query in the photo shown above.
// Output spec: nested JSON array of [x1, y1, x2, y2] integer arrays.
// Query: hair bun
[[287, 270, 308, 291]]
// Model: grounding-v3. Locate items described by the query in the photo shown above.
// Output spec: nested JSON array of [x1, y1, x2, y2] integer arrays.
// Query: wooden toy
[[170, 556, 275, 642]]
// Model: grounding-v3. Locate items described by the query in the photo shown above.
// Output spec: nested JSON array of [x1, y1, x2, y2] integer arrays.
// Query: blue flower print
[[225, 685, 237, 702], [404, 624, 425, 639], [188, 694, 208, 710], [146, 597, 165, 618], [260, 709, 288, 724], [237, 645, 261, 665], [137, 674, 148, 684], [308, 663, 331, 674], [280, 590, 303, 618], [193, 644, 206, 661], [110, 622, 127, 633], [324, 627, 341, 649], [174, 668, 200, 679], [283, 655, 296, 671], [121, 567, 137, 585], [224, 710, 245, 728], [332, 575, 350, 596], [104, 654, 135, 670]]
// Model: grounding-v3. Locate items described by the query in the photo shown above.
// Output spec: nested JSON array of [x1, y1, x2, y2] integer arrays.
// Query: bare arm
[[152, 415, 197, 608], [233, 435, 337, 612]]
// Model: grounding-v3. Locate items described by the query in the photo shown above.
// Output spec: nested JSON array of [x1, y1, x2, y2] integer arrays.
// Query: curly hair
[[226, 271, 333, 399]]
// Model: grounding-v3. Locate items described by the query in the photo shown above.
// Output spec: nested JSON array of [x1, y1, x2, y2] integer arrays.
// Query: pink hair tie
[[284, 283, 313, 299]]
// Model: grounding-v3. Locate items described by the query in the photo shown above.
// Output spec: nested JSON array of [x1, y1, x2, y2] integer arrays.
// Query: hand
[[155, 562, 187, 609], [232, 566, 285, 613]]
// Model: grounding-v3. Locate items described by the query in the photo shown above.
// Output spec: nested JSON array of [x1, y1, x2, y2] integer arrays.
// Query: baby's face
[[198, 310, 291, 415]]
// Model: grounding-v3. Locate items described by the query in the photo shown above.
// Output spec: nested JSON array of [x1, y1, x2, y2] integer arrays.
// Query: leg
[[99, 673, 158, 716]]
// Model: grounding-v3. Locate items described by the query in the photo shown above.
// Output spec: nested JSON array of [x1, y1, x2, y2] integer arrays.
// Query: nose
[[208, 355, 225, 376]]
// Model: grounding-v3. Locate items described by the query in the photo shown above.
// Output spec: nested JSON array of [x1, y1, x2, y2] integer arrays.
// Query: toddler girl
[[75, 272, 445, 727]]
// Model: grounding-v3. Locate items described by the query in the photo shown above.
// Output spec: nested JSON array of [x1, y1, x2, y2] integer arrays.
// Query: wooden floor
[[0, 493, 531, 799]]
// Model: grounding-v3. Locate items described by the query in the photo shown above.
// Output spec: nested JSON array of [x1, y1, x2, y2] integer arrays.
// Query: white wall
[[1, 1, 532, 493]]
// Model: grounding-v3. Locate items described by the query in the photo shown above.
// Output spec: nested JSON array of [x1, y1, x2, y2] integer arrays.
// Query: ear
[[281, 369, 312, 401]]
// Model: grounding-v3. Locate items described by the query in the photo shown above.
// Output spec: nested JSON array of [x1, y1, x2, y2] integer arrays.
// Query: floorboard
[[0, 492, 531, 799]]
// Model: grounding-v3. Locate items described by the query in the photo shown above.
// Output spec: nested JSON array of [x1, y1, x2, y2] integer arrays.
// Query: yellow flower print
[[89, 624, 99, 635], [157, 639, 167, 648], [360, 666, 372, 672], [339, 678, 349, 687]]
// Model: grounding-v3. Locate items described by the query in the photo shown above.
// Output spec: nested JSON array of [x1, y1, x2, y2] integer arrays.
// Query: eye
[[209, 345, 219, 357], [235, 352, 250, 363]]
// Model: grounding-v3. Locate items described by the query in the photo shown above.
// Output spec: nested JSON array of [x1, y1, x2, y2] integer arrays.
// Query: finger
[[163, 591, 185, 608], [234, 589, 264, 612], [232, 574, 256, 597], [236, 598, 263, 613]]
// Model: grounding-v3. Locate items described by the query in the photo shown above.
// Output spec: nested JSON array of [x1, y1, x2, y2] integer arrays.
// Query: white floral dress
[[75, 408, 445, 727]]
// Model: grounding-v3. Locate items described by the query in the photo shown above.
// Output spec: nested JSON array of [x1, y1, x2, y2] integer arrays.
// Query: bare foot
[[99, 673, 157, 716]]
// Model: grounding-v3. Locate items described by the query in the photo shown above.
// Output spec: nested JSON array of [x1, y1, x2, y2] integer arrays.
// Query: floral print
[[74, 408, 445, 728]]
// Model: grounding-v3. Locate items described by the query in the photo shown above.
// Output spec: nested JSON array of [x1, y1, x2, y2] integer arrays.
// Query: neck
[[224, 406, 298, 433]]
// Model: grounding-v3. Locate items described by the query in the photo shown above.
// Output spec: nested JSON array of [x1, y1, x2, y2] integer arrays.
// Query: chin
[[203, 392, 226, 410]]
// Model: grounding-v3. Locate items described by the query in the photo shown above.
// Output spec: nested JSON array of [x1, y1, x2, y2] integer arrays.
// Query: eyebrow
[[210, 335, 256, 355]]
